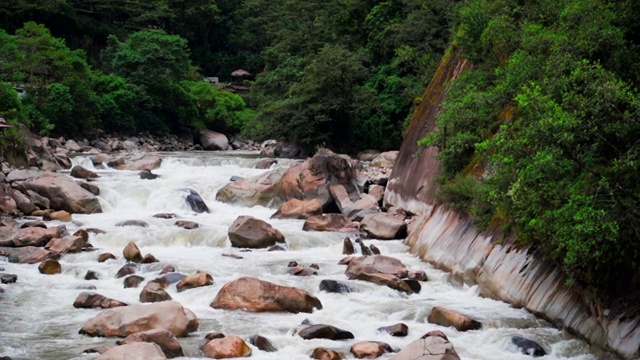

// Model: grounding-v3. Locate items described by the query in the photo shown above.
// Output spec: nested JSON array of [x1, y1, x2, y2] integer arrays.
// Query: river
[[0, 151, 601, 359]]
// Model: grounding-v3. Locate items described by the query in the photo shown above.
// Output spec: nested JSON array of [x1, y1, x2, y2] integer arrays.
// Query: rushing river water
[[0, 151, 602, 360]]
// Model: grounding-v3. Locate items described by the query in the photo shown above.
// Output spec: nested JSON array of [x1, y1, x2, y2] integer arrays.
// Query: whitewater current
[[0, 151, 602, 359]]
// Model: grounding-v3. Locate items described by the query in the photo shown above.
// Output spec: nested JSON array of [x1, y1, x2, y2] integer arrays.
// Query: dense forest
[[1, 0, 639, 302], [0, 0, 458, 152]]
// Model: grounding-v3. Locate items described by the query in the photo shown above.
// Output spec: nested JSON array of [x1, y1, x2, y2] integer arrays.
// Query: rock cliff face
[[386, 48, 640, 359]]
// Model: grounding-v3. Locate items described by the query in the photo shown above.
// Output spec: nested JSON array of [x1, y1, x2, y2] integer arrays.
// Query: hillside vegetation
[[421, 0, 640, 301]]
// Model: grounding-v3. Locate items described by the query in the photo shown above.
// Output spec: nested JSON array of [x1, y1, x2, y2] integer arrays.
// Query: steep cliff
[[386, 49, 640, 359]]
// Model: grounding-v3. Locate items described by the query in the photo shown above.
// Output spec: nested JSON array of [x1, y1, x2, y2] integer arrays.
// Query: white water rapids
[[0, 151, 603, 359]]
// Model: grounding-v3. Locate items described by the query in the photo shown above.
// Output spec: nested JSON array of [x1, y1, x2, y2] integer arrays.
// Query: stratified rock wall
[[387, 47, 640, 359]]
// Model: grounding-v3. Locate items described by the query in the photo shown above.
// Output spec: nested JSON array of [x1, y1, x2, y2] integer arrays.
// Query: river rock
[[211, 276, 322, 313], [5, 246, 55, 264], [427, 306, 481, 331], [215, 168, 286, 208], [271, 198, 323, 219], [79, 300, 199, 337], [140, 253, 159, 263], [201, 334, 251, 359], [121, 153, 163, 171], [71, 165, 98, 179], [154, 213, 177, 219], [298, 324, 354, 340], [511, 336, 546, 357], [378, 323, 408, 337], [45, 235, 86, 254], [9, 188, 35, 215], [255, 159, 277, 169], [38, 258, 61, 274], [319, 279, 357, 293], [20, 172, 102, 214], [0, 273, 17, 284], [345, 255, 409, 278], [96, 342, 167, 360], [65, 139, 82, 152], [139, 169, 159, 180], [302, 214, 359, 232], [85, 270, 100, 280], [358, 149, 381, 162], [140, 280, 172, 303], [123, 241, 143, 263], [228, 216, 285, 249], [200, 130, 230, 151], [367, 184, 385, 203], [79, 181, 101, 195], [116, 263, 137, 278], [311, 347, 342, 360], [124, 275, 145, 288], [53, 153, 72, 169], [390, 330, 460, 360], [352, 272, 416, 294], [174, 220, 199, 229], [161, 272, 187, 284], [176, 272, 213, 292], [0, 186, 18, 214], [288, 266, 318, 276], [20, 220, 46, 229], [98, 253, 117, 262], [360, 213, 407, 240], [330, 184, 379, 220], [184, 189, 209, 213], [117, 329, 183, 358], [205, 331, 226, 341], [343, 237, 355, 254], [0, 225, 65, 247], [350, 341, 393, 358], [249, 335, 277, 352], [73, 292, 128, 309], [25, 191, 49, 212], [370, 151, 398, 169]]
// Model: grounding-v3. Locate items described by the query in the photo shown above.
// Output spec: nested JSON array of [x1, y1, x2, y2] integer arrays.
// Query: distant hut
[[231, 69, 252, 79], [226, 69, 253, 93]]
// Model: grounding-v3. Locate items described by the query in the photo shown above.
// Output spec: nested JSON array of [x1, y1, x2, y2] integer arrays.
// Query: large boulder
[[201, 335, 252, 359], [211, 276, 322, 313], [228, 216, 285, 249], [140, 280, 172, 303], [298, 324, 354, 340], [360, 213, 407, 239], [117, 329, 183, 358], [0, 226, 65, 247], [271, 198, 322, 219], [302, 214, 360, 233], [20, 172, 102, 214], [370, 151, 398, 169], [200, 130, 230, 151], [390, 331, 460, 360], [0, 185, 18, 214], [427, 306, 481, 332], [96, 342, 167, 360], [185, 189, 209, 213], [216, 168, 286, 208], [345, 255, 409, 278], [79, 301, 199, 338], [38, 258, 61, 274], [121, 153, 163, 171], [73, 292, 128, 309], [8, 188, 36, 215], [45, 235, 86, 254], [176, 272, 213, 293], [4, 246, 55, 264], [70, 165, 98, 179], [350, 341, 393, 359], [123, 241, 143, 263]]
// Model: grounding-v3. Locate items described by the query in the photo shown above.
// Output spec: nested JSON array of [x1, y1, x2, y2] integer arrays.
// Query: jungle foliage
[[420, 0, 640, 300]]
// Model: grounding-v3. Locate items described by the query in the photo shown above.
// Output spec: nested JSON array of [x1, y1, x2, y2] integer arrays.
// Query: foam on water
[[0, 152, 602, 359]]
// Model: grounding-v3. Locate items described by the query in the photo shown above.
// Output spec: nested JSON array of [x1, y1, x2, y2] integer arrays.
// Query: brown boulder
[[176, 272, 213, 293], [0, 185, 18, 214], [390, 331, 460, 360], [140, 253, 159, 263], [370, 151, 398, 169], [215, 168, 286, 208], [298, 324, 354, 340], [350, 341, 393, 358], [4, 246, 55, 264], [79, 181, 101, 195], [96, 342, 167, 360], [116, 220, 148, 227], [211, 276, 322, 313], [116, 263, 137, 278], [360, 213, 407, 240], [20, 172, 102, 214], [124, 275, 145, 288], [73, 292, 128, 309], [9, 188, 36, 215], [79, 300, 198, 337], [45, 235, 86, 254], [345, 255, 409, 278], [201, 334, 251, 359], [38, 259, 61, 274], [200, 130, 230, 151], [140, 280, 172, 303], [427, 307, 481, 331], [117, 329, 183, 358], [123, 241, 143, 263], [71, 165, 99, 179], [0, 225, 65, 247], [303, 214, 359, 232], [121, 153, 163, 171], [311, 347, 342, 360], [377, 323, 408, 337], [367, 185, 385, 204], [350, 272, 415, 294], [98, 253, 117, 262], [228, 216, 285, 249], [271, 198, 322, 219]]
